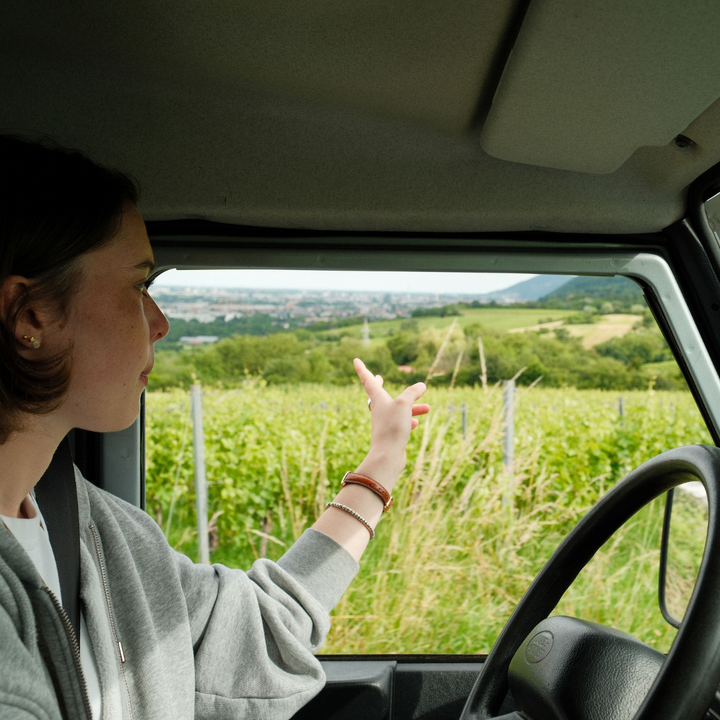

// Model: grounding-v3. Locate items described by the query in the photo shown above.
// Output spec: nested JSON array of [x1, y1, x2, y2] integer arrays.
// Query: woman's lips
[[140, 361, 154, 383]]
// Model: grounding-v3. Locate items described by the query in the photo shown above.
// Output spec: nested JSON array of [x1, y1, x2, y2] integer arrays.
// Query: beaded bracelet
[[325, 501, 376, 539]]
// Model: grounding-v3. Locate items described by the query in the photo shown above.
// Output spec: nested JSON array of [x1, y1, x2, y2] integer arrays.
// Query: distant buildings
[[179, 336, 220, 346], [153, 287, 491, 326]]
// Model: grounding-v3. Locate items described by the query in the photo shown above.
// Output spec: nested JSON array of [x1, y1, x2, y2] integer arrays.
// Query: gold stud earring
[[22, 335, 41, 349]]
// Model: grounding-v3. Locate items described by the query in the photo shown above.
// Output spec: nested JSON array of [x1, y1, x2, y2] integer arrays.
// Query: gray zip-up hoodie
[[0, 469, 359, 720]]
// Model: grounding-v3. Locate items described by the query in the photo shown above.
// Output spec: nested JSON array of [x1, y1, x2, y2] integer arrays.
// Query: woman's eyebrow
[[130, 259, 156, 273]]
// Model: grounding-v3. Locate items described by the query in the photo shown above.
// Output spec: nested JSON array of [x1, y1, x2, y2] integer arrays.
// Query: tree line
[[150, 311, 685, 392]]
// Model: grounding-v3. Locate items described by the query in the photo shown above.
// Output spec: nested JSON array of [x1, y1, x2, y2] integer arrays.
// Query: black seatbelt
[[34, 435, 81, 639]]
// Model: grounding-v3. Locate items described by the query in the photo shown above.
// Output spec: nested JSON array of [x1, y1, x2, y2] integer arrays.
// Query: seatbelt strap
[[34, 436, 81, 639]]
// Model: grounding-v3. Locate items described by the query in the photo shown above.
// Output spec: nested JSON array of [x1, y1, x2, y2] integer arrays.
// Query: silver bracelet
[[325, 501, 376, 540]]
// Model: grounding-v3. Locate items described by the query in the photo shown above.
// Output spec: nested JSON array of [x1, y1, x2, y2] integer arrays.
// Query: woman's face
[[53, 205, 169, 433]]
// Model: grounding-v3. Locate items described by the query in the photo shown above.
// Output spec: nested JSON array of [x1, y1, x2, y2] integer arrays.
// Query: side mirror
[[659, 484, 708, 628]]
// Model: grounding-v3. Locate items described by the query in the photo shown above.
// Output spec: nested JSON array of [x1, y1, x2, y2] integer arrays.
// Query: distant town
[[152, 286, 492, 326]]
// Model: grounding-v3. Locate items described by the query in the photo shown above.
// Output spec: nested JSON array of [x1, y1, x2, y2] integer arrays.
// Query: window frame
[[78, 238, 720, 517], [150, 243, 720, 437]]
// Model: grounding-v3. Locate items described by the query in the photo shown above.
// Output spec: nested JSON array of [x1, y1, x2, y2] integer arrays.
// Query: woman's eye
[[138, 278, 154, 294]]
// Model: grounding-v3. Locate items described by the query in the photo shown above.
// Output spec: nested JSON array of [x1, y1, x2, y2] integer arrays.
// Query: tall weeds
[[145, 383, 709, 654]]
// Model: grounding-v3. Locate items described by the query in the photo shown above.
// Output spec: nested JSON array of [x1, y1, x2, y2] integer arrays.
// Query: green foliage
[[263, 352, 328, 384], [304, 316, 366, 332], [564, 312, 600, 324], [411, 304, 462, 317], [146, 383, 370, 563], [664, 490, 707, 621], [146, 384, 710, 654], [386, 332, 420, 365], [452, 330, 662, 390], [595, 329, 672, 365], [399, 319, 419, 333], [194, 333, 308, 383], [538, 275, 644, 311], [158, 313, 297, 349], [150, 349, 197, 388], [148, 303, 686, 395]]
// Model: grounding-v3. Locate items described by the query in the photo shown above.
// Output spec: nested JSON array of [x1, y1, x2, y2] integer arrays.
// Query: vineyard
[[145, 382, 711, 654]]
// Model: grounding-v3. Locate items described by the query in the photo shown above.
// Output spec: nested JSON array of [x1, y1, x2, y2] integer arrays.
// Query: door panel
[[394, 663, 483, 720], [291, 661, 395, 720], [291, 660, 486, 720]]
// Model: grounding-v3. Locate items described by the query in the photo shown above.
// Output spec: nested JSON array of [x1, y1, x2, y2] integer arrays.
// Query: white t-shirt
[[1, 494, 102, 719]]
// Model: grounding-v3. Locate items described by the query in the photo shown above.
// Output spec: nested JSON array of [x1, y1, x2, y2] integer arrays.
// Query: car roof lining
[[3, 0, 720, 235]]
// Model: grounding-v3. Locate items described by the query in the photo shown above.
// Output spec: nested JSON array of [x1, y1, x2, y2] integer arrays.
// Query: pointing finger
[[354, 358, 389, 404], [354, 358, 372, 384], [354, 358, 377, 391]]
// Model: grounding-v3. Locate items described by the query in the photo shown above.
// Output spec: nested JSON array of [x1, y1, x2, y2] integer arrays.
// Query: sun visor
[[480, 0, 720, 174]]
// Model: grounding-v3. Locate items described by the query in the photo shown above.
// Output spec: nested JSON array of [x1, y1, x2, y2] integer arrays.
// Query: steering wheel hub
[[510, 616, 664, 720]]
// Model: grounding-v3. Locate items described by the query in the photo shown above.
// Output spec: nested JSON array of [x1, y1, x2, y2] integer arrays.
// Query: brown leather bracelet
[[341, 471, 393, 513]]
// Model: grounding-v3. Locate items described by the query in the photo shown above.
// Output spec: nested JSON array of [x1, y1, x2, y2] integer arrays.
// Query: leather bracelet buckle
[[341, 471, 393, 513]]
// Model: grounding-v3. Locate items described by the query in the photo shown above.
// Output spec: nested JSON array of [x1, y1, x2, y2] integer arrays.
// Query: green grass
[[325, 307, 576, 339], [644, 360, 683, 376], [145, 383, 710, 654]]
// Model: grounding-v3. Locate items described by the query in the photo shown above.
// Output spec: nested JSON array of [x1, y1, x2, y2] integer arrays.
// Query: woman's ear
[[0, 275, 46, 347]]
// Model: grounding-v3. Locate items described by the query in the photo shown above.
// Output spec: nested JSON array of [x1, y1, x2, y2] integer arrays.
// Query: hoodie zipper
[[89, 523, 135, 720], [45, 586, 93, 720]]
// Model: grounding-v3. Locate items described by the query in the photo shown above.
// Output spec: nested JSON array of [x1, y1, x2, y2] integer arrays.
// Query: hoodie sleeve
[[175, 529, 358, 720], [82, 477, 359, 720]]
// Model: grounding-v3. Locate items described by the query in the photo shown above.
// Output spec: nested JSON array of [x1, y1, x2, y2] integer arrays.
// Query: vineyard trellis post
[[478, 336, 488, 393], [502, 379, 515, 512], [191, 383, 210, 564]]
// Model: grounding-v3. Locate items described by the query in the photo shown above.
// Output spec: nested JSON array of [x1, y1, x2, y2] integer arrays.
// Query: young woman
[[0, 136, 429, 720]]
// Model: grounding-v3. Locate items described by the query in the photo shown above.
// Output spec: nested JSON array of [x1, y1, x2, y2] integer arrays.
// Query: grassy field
[[326, 307, 577, 338], [644, 360, 682, 376], [145, 382, 710, 654], [564, 313, 642, 348], [329, 306, 643, 352]]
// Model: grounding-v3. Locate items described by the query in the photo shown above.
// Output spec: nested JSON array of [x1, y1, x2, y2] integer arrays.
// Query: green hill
[[482, 274, 575, 302], [539, 275, 643, 310]]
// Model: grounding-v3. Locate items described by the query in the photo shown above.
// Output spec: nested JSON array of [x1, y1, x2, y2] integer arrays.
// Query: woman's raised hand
[[312, 359, 431, 560], [353, 358, 430, 490]]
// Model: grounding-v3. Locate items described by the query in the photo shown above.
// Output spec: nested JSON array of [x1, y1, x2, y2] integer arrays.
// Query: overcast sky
[[154, 269, 536, 295]]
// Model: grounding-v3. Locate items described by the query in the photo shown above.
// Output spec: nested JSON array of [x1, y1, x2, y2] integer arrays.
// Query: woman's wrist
[[314, 482, 386, 561], [354, 449, 405, 492], [312, 450, 406, 562]]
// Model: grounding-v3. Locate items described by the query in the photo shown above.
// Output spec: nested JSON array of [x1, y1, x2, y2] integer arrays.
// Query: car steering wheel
[[459, 444, 720, 720]]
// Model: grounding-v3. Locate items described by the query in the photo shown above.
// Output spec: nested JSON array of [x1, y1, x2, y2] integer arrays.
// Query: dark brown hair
[[0, 135, 139, 442]]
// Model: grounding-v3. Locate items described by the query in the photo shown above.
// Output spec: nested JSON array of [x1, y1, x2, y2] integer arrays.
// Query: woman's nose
[[149, 296, 170, 342]]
